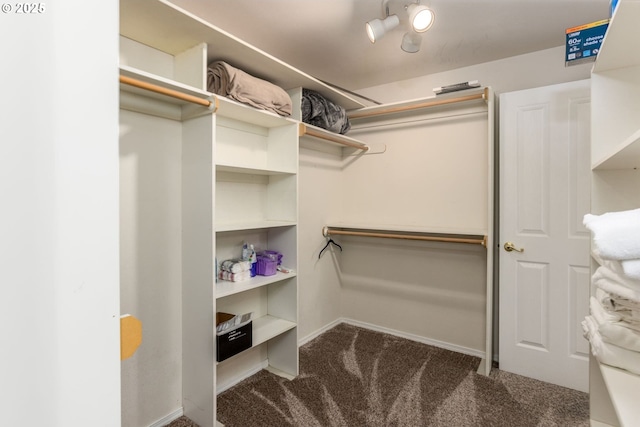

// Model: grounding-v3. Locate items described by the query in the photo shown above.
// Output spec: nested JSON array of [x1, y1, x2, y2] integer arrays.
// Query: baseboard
[[312, 317, 485, 359], [298, 318, 343, 347], [148, 408, 183, 427], [216, 359, 268, 394]]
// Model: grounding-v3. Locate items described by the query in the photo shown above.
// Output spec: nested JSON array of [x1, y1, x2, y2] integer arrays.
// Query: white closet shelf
[[216, 221, 296, 233], [592, 128, 640, 170], [216, 164, 296, 176], [216, 315, 297, 365], [216, 96, 297, 129], [598, 361, 640, 426], [216, 271, 297, 299], [120, 0, 364, 110], [593, 1, 640, 73]]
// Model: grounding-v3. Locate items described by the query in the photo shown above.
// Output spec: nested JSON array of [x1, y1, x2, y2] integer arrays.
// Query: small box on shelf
[[216, 312, 252, 362]]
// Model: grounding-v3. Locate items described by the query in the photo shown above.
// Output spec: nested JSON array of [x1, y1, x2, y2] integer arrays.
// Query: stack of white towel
[[218, 259, 251, 282], [582, 208, 640, 375]]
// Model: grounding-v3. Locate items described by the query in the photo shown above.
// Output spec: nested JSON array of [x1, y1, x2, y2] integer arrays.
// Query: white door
[[499, 80, 591, 392]]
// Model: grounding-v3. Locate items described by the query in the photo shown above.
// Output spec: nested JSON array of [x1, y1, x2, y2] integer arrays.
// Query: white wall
[[297, 143, 346, 341], [0, 1, 121, 425], [359, 46, 593, 104], [120, 110, 183, 427]]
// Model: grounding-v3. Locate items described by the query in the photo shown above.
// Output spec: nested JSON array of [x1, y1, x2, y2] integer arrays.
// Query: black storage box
[[216, 312, 252, 362]]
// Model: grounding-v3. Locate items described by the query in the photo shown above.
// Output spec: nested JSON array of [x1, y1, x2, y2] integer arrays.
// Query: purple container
[[256, 256, 277, 276], [260, 250, 282, 265]]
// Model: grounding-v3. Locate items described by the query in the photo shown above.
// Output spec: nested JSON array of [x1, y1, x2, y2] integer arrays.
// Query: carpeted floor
[[171, 323, 590, 427]]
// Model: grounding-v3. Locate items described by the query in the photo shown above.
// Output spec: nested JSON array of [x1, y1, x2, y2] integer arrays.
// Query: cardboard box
[[565, 19, 609, 66], [216, 312, 252, 362]]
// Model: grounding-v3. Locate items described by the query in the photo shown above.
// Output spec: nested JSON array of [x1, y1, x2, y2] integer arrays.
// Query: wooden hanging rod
[[299, 123, 369, 151], [119, 75, 217, 110], [348, 88, 488, 120], [322, 226, 487, 247]]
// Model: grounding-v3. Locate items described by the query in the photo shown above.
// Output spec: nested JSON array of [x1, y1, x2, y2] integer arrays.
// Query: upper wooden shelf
[[348, 87, 489, 124], [120, 0, 365, 111], [593, 0, 640, 73]]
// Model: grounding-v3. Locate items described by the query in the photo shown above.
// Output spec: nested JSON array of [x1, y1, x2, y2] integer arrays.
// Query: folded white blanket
[[582, 315, 640, 375], [207, 61, 292, 117], [583, 209, 640, 260], [591, 297, 640, 351], [591, 296, 621, 323], [599, 320, 640, 352], [593, 265, 640, 293], [595, 287, 640, 312]]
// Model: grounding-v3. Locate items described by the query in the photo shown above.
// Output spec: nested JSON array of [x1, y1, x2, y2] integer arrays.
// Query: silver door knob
[[504, 242, 524, 252]]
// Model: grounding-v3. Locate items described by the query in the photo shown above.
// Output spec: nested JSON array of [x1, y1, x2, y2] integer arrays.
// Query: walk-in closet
[[5, 0, 640, 426]]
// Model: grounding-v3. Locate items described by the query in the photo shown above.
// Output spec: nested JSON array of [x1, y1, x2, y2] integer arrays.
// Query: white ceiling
[[170, 0, 610, 91]]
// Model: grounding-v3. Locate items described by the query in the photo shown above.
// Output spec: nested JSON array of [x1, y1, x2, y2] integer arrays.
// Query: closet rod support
[[119, 75, 217, 111]]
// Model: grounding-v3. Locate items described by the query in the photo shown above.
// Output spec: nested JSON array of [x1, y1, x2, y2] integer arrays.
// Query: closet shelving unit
[[589, 1, 640, 426], [119, 0, 370, 426]]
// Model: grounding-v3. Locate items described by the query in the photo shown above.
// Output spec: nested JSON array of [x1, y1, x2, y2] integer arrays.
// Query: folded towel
[[583, 209, 640, 260], [599, 322, 640, 352], [220, 259, 251, 274], [207, 61, 292, 117], [622, 259, 640, 280], [595, 288, 640, 313], [591, 297, 640, 351], [218, 270, 251, 282], [593, 265, 640, 294], [595, 272, 640, 302], [582, 315, 640, 375], [591, 296, 622, 323]]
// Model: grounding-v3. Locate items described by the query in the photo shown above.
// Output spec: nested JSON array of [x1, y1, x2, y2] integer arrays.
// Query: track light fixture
[[365, 0, 434, 53], [407, 4, 434, 32], [365, 14, 400, 43], [401, 31, 422, 53]]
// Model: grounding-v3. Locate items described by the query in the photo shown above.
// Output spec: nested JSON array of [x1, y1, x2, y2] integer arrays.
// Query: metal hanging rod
[[119, 75, 217, 110], [298, 123, 370, 151], [322, 226, 487, 247], [348, 88, 488, 120]]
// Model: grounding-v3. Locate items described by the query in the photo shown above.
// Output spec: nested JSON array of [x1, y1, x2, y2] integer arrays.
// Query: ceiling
[[170, 0, 610, 92]]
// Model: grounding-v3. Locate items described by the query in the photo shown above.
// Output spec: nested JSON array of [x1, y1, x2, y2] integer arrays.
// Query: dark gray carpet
[[174, 323, 590, 426]]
